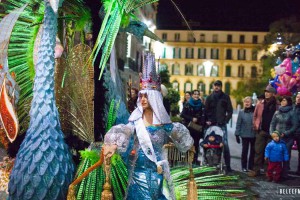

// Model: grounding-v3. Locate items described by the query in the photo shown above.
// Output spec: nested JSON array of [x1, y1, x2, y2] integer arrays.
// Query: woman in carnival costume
[[104, 52, 193, 200]]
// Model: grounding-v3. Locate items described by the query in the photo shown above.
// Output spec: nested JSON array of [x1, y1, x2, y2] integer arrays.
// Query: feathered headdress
[[139, 52, 161, 91]]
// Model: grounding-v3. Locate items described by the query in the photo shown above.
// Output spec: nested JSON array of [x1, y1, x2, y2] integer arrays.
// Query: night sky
[[157, 0, 300, 31]]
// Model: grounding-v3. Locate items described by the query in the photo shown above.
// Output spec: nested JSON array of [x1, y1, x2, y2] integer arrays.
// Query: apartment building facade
[[153, 30, 268, 107]]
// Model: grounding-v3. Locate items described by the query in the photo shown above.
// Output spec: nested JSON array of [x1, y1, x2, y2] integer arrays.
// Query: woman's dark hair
[[185, 91, 191, 95], [192, 90, 200, 95], [131, 87, 139, 95], [280, 96, 293, 106]]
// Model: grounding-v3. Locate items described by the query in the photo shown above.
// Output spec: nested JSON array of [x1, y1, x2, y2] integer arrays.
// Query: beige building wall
[[152, 30, 268, 108]]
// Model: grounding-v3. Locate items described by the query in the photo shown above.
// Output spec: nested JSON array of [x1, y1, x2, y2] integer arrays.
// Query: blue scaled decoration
[[8, 1, 74, 199]]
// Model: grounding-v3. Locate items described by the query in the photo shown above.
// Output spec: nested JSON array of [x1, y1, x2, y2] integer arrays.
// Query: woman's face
[[131, 89, 137, 99], [280, 98, 288, 107], [139, 93, 150, 110], [192, 91, 200, 101], [243, 99, 252, 108], [185, 93, 191, 101], [296, 94, 300, 105]]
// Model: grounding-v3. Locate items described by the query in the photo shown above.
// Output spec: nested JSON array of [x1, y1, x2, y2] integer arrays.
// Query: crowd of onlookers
[[127, 80, 300, 182], [179, 81, 300, 183]]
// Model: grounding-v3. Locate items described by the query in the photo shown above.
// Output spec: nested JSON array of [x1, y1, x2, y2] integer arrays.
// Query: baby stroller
[[199, 126, 226, 174]]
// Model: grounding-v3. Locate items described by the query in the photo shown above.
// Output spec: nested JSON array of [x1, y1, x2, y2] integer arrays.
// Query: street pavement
[[226, 113, 300, 200]]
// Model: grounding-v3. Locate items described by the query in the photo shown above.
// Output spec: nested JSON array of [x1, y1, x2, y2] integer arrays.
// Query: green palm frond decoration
[[75, 145, 128, 200], [1, 0, 45, 133], [90, 0, 159, 79], [171, 166, 253, 200], [1, 0, 92, 134], [105, 99, 121, 132]]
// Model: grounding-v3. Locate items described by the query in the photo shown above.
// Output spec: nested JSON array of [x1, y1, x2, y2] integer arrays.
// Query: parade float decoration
[[0, 3, 22, 149], [8, 1, 75, 199], [0, 157, 15, 194], [270, 44, 300, 96]]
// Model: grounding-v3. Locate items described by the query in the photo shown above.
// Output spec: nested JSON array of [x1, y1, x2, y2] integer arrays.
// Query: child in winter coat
[[200, 131, 223, 167], [264, 131, 289, 182]]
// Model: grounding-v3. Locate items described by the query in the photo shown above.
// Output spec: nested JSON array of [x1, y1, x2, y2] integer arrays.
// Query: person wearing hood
[[200, 131, 223, 167], [235, 96, 256, 172], [205, 80, 233, 172], [265, 131, 289, 182], [180, 89, 205, 164], [103, 52, 193, 200], [270, 95, 297, 179]]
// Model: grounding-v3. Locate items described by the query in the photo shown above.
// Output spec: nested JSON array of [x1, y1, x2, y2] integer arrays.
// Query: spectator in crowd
[[199, 91, 205, 103], [270, 95, 297, 179], [235, 96, 256, 172], [248, 85, 277, 177], [257, 94, 265, 105], [161, 84, 170, 115], [179, 91, 191, 113], [265, 131, 289, 183], [127, 87, 139, 113], [200, 131, 223, 167], [205, 80, 233, 172], [180, 89, 204, 164], [294, 92, 300, 174]]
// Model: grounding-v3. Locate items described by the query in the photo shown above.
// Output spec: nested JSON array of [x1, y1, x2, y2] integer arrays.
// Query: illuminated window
[[172, 81, 179, 91], [225, 82, 231, 95], [211, 65, 219, 77], [212, 34, 218, 43], [225, 65, 231, 77], [175, 33, 180, 41], [227, 34, 232, 43], [200, 34, 205, 42], [185, 64, 193, 75], [211, 48, 219, 59], [226, 49, 232, 59], [197, 65, 205, 76], [173, 47, 181, 59], [252, 35, 258, 44], [251, 66, 257, 78], [172, 63, 180, 75], [186, 48, 194, 59], [184, 82, 193, 92], [162, 33, 167, 41], [240, 35, 245, 43], [198, 48, 206, 59], [252, 49, 257, 60], [238, 49, 246, 60], [238, 65, 245, 77]]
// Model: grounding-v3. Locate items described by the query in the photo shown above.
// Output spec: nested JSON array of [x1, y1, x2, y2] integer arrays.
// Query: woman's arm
[[167, 122, 194, 152], [104, 123, 134, 156]]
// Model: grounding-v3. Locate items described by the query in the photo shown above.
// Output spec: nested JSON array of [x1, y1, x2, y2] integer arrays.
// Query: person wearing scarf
[[180, 89, 204, 164], [270, 95, 297, 179]]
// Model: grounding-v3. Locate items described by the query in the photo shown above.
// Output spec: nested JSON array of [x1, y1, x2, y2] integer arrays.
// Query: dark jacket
[[180, 99, 204, 127], [205, 91, 233, 125], [269, 106, 297, 137], [265, 140, 289, 162], [293, 104, 300, 137], [200, 132, 223, 148]]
